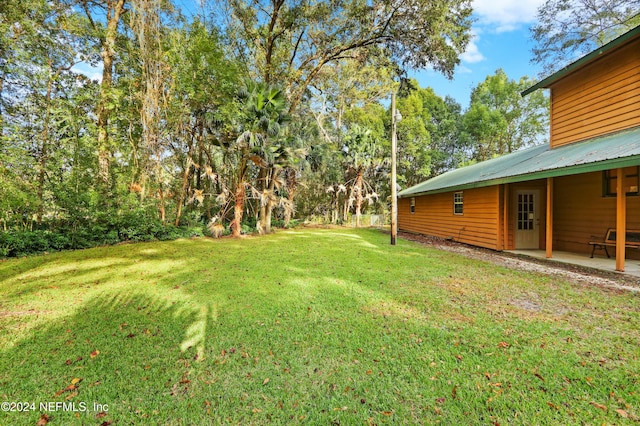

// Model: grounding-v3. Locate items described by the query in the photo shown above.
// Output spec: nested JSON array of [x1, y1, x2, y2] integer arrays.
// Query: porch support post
[[503, 184, 509, 250], [616, 168, 626, 272], [546, 177, 553, 258]]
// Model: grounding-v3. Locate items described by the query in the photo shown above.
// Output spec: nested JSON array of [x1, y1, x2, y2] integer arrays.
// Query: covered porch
[[508, 249, 640, 278], [498, 128, 640, 272]]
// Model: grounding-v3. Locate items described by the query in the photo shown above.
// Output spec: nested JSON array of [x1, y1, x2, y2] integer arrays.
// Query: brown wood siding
[[550, 38, 640, 148], [398, 186, 501, 250], [553, 170, 640, 259]]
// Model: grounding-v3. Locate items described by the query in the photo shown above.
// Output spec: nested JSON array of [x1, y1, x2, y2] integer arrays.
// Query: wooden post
[[616, 168, 626, 272], [390, 91, 398, 246], [546, 177, 553, 258], [496, 186, 502, 250], [503, 184, 509, 250]]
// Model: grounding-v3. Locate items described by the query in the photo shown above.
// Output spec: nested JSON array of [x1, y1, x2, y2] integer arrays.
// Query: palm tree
[[231, 81, 288, 236], [342, 124, 385, 227]]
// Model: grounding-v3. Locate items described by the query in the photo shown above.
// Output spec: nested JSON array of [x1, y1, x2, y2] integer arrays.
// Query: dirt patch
[[399, 231, 640, 294]]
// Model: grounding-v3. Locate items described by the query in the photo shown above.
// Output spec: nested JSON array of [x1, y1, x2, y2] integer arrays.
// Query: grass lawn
[[0, 227, 639, 425]]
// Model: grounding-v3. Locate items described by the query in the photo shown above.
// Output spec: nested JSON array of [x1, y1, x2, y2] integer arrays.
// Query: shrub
[[0, 230, 71, 257], [0, 208, 232, 258], [185, 226, 204, 237], [155, 224, 185, 241]]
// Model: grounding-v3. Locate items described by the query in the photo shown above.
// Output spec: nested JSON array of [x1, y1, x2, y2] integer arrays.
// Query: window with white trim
[[453, 192, 463, 215]]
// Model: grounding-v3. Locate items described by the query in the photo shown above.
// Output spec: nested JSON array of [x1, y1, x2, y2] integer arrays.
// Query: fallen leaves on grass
[[55, 378, 82, 396], [533, 373, 545, 382], [65, 356, 83, 366], [90, 350, 100, 359], [615, 408, 629, 418], [590, 402, 607, 411], [36, 414, 50, 425]]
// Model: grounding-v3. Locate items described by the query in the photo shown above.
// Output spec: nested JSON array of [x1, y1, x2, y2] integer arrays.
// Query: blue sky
[[414, 0, 547, 109]]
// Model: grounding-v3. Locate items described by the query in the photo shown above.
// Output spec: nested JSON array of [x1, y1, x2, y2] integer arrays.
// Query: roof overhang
[[522, 25, 640, 97], [399, 127, 640, 198]]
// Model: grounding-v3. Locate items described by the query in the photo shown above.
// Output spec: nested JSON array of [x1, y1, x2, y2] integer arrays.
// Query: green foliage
[[394, 86, 433, 185], [344, 103, 387, 141], [236, 81, 289, 150], [461, 69, 549, 162], [0, 0, 550, 242], [223, 0, 473, 113], [0, 209, 206, 258], [338, 80, 466, 195], [0, 230, 71, 257], [531, 0, 640, 74]]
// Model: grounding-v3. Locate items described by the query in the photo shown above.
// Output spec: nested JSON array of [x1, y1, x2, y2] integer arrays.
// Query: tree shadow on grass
[[0, 291, 218, 425], [1, 229, 638, 424]]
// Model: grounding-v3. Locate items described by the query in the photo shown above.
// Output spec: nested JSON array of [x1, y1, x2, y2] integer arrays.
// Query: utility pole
[[390, 91, 399, 245]]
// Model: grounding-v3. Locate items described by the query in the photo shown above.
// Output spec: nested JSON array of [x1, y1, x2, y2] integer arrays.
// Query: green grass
[[0, 228, 639, 425]]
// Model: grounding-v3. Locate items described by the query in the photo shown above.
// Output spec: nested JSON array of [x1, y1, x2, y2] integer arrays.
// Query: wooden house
[[397, 25, 640, 271]]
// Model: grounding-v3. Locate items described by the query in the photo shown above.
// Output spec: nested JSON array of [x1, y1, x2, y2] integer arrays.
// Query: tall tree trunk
[[0, 72, 4, 144], [258, 167, 269, 234], [354, 171, 363, 227], [263, 168, 278, 234], [37, 62, 55, 224], [195, 122, 205, 191], [133, 0, 165, 222], [283, 169, 297, 227], [343, 194, 349, 223], [37, 59, 70, 223], [231, 184, 245, 237], [231, 157, 248, 237], [263, 0, 285, 84], [175, 139, 194, 226], [284, 189, 295, 227], [88, 0, 126, 201], [156, 151, 166, 223]]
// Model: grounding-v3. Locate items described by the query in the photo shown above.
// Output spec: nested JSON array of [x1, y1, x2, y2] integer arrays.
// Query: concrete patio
[[507, 249, 640, 278]]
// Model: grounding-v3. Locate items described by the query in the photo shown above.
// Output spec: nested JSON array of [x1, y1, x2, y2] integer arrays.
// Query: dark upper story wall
[[549, 36, 640, 149]]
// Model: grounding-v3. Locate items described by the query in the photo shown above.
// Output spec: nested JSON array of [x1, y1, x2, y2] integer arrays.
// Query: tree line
[[0, 0, 636, 256]]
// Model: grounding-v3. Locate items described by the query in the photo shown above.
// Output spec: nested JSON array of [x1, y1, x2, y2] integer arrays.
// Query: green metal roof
[[522, 25, 640, 96], [398, 126, 640, 198]]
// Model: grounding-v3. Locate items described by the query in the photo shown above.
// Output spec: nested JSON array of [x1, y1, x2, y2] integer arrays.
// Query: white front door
[[515, 190, 539, 249]]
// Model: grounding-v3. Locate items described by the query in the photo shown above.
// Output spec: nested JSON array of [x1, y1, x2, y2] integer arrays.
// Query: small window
[[410, 197, 415, 214], [453, 192, 463, 215], [603, 167, 639, 197]]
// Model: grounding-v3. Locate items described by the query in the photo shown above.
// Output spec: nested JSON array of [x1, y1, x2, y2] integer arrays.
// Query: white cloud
[[472, 0, 545, 32], [460, 35, 485, 63]]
